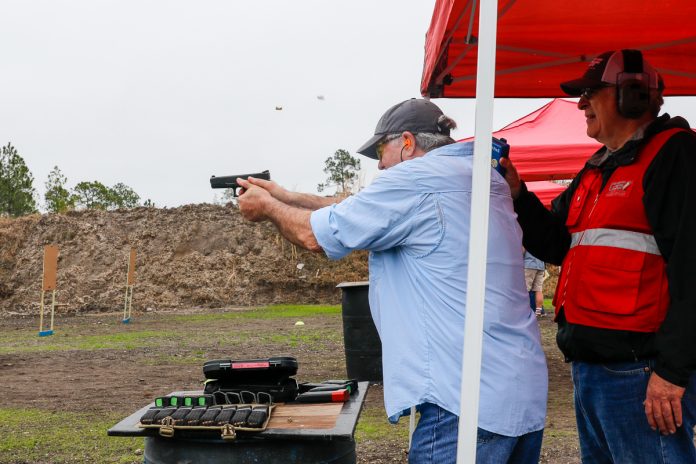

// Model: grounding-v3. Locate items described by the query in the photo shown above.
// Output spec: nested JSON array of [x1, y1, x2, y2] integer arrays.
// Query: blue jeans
[[408, 403, 543, 464], [572, 360, 696, 463]]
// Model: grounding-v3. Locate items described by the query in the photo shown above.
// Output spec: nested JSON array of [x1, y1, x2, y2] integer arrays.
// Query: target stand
[[122, 248, 136, 324], [38, 245, 59, 337]]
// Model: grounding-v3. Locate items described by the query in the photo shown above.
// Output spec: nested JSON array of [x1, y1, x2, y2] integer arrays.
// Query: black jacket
[[513, 114, 696, 387]]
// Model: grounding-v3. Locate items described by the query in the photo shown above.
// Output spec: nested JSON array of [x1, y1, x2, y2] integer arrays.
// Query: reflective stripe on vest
[[570, 228, 661, 255]]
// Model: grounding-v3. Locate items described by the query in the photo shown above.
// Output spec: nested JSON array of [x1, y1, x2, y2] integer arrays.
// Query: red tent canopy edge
[[421, 0, 696, 98]]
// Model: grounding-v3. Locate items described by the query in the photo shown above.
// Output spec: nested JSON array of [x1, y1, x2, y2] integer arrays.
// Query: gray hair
[[385, 114, 458, 153], [414, 132, 456, 152]]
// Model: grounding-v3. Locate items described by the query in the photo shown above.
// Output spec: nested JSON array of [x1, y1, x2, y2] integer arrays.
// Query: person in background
[[238, 98, 548, 463], [501, 49, 696, 463], [523, 249, 546, 316]]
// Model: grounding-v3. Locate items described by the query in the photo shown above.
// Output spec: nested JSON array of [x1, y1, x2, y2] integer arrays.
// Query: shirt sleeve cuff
[[310, 206, 351, 260]]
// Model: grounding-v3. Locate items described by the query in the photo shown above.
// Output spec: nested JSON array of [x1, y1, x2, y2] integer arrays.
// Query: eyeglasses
[[580, 85, 612, 100], [375, 134, 401, 161]]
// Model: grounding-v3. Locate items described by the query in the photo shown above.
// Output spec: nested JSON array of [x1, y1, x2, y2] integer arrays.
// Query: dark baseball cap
[[357, 98, 449, 159], [560, 50, 660, 96]]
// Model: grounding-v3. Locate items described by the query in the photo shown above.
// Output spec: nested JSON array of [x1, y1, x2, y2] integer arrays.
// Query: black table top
[[108, 381, 368, 441]]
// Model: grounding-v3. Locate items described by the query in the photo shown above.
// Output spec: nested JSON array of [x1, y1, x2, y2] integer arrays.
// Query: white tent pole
[[456, 0, 499, 462], [408, 405, 416, 448]]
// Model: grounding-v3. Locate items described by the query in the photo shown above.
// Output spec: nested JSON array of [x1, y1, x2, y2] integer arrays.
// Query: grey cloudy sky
[[2, 1, 695, 208]]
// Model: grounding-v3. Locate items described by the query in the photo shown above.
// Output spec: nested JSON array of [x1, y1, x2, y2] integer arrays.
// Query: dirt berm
[[0, 204, 369, 316]]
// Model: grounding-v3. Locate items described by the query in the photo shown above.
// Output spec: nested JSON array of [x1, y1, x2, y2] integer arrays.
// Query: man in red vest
[[501, 49, 696, 462]]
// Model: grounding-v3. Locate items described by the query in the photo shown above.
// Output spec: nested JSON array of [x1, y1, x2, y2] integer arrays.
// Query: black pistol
[[210, 170, 271, 197]]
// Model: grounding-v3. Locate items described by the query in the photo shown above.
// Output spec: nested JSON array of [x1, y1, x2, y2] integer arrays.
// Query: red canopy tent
[[421, 1, 696, 98], [419, 3, 696, 460], [461, 98, 601, 181]]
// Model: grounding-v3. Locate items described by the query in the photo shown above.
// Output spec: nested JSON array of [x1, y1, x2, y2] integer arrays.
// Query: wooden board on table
[[267, 403, 343, 430]]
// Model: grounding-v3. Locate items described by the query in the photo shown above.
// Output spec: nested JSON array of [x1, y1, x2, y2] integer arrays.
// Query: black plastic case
[[203, 357, 298, 382]]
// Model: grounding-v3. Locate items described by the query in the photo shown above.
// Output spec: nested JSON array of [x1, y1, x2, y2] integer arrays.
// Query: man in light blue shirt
[[238, 99, 547, 463], [524, 250, 547, 316]]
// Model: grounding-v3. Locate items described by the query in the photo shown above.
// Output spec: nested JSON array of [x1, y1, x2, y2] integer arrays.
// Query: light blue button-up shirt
[[524, 251, 545, 271], [310, 142, 548, 437]]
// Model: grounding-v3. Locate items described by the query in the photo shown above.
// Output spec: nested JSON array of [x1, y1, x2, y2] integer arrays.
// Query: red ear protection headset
[[617, 50, 651, 119]]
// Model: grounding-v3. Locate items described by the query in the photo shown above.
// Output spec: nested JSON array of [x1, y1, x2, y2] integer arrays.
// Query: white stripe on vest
[[570, 228, 661, 255]]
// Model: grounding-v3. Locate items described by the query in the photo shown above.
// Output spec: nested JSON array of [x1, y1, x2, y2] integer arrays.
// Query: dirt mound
[[0, 204, 369, 315]]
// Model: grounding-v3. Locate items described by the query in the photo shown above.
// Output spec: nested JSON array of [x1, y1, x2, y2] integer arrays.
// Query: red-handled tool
[[295, 389, 350, 403]]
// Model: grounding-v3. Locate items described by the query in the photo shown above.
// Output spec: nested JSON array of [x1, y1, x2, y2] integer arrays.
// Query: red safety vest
[[553, 128, 685, 332]]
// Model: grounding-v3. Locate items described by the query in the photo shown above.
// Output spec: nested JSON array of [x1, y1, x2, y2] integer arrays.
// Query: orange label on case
[[232, 362, 270, 369]]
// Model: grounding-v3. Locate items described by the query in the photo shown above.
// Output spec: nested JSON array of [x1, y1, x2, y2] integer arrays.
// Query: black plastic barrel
[[144, 436, 356, 463], [337, 282, 383, 382]]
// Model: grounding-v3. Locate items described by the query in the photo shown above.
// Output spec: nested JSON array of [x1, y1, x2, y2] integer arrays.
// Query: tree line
[[1, 142, 145, 217], [216, 149, 364, 205], [2, 142, 364, 217]]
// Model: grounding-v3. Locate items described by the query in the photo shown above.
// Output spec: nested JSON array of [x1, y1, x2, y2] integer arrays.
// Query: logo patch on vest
[[606, 180, 633, 197]]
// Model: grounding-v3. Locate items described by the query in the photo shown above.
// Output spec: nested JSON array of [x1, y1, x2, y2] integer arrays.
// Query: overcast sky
[[2, 1, 695, 209]]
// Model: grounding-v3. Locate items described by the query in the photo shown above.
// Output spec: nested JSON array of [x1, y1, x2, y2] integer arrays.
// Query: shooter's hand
[[237, 178, 272, 222], [245, 177, 292, 203]]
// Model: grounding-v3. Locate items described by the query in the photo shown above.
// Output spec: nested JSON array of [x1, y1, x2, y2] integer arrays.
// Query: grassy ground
[[0, 303, 576, 464], [0, 409, 141, 464]]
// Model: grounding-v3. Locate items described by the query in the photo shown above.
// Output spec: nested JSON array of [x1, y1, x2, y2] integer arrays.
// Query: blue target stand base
[[38, 287, 57, 338], [122, 279, 134, 325]]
